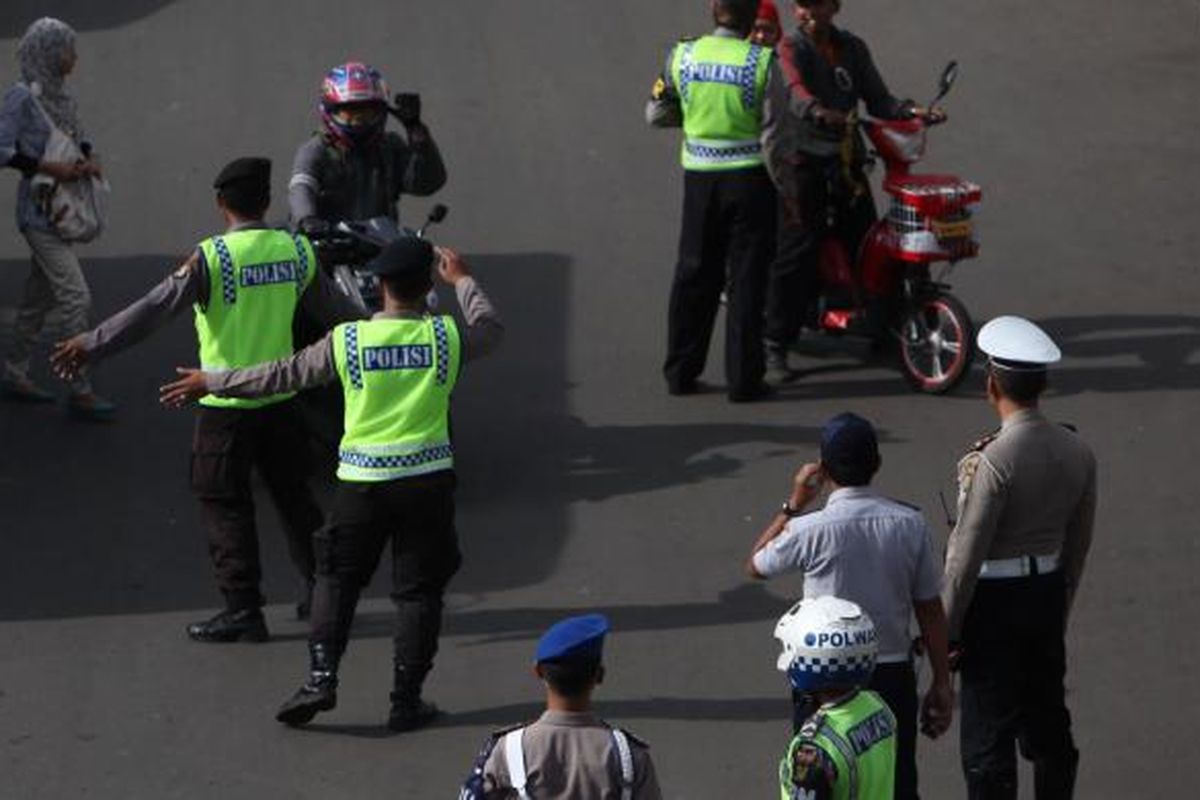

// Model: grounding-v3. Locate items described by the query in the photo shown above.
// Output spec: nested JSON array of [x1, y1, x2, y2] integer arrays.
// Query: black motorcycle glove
[[394, 93, 422, 127]]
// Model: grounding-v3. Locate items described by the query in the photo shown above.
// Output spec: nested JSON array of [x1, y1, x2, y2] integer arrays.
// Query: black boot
[[276, 643, 340, 727], [186, 608, 268, 643], [386, 664, 440, 732]]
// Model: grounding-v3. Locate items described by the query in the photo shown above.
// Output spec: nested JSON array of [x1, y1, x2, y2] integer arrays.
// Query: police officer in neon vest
[[52, 157, 360, 642], [160, 237, 503, 731], [774, 596, 897, 799], [646, 0, 795, 402]]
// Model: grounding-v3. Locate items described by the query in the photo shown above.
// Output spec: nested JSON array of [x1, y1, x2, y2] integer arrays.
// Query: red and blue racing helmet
[[319, 61, 389, 146]]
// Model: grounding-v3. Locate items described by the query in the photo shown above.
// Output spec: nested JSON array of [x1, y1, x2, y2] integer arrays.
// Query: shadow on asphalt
[[6, 247, 1194, 624], [772, 313, 1200, 400], [295, 695, 791, 738], [1, 253, 811, 620], [439, 696, 789, 728], [1, 0, 180, 38], [269, 583, 785, 644]]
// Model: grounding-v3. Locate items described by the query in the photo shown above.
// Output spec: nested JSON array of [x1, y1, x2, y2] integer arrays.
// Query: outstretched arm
[[160, 331, 337, 407], [52, 253, 206, 380]]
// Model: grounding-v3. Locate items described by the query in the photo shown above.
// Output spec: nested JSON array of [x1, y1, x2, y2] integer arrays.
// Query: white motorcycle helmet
[[775, 596, 878, 692]]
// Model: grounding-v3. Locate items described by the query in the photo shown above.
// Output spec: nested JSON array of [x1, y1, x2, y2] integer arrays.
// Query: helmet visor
[[330, 102, 385, 130]]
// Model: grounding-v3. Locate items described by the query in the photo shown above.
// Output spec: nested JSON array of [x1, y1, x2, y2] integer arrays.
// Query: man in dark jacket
[[765, 0, 943, 378]]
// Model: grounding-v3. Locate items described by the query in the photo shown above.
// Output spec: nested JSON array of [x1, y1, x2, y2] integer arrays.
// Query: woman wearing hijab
[[0, 17, 113, 419]]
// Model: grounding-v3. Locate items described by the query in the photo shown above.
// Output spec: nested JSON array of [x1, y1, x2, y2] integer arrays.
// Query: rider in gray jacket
[[288, 61, 446, 234]]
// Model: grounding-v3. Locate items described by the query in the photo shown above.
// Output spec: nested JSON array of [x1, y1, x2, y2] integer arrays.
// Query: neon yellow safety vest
[[779, 690, 896, 800], [331, 316, 461, 482], [193, 228, 315, 409], [671, 35, 771, 171]]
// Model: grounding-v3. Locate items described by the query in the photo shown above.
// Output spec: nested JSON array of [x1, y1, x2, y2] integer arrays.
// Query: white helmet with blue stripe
[[775, 596, 878, 692]]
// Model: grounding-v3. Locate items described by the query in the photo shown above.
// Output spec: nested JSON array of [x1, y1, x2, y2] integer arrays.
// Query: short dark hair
[[823, 451, 880, 487], [713, 0, 759, 31], [989, 365, 1047, 404], [539, 657, 602, 699], [380, 271, 434, 303], [217, 181, 270, 218]]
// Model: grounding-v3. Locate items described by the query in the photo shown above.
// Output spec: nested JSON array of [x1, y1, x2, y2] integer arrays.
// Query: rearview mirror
[[932, 61, 959, 106]]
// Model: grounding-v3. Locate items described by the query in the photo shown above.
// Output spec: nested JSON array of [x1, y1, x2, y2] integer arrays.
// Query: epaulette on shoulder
[[614, 724, 651, 749], [968, 428, 1001, 453], [798, 708, 826, 740], [490, 722, 526, 739], [678, 35, 699, 43]]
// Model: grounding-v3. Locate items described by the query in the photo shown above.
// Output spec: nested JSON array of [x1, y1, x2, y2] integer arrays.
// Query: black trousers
[[791, 660, 920, 800], [190, 401, 322, 610], [764, 159, 877, 346], [960, 572, 1079, 800], [309, 470, 461, 695], [663, 166, 775, 397], [871, 661, 920, 800]]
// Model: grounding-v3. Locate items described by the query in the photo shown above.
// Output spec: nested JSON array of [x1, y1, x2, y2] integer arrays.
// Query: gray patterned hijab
[[17, 17, 84, 141]]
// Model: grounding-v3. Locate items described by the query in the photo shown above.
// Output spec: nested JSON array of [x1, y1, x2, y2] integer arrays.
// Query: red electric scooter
[[805, 61, 980, 393]]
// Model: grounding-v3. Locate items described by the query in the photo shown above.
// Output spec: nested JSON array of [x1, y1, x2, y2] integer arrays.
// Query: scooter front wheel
[[897, 291, 975, 394]]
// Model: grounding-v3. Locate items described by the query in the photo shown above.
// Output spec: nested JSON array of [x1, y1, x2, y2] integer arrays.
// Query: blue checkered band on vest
[[339, 443, 454, 471], [214, 236, 236, 305], [740, 44, 763, 109], [432, 316, 451, 385], [344, 323, 363, 389], [291, 233, 309, 296], [677, 42, 696, 102], [683, 140, 763, 162], [676, 41, 764, 110]]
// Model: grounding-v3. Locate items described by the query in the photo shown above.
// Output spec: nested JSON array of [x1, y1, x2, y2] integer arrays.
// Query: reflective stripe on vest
[[194, 229, 314, 409], [502, 726, 634, 799], [332, 317, 460, 482], [672, 36, 770, 171], [779, 690, 896, 800]]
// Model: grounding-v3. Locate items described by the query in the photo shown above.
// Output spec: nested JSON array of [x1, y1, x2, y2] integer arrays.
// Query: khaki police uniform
[[463, 711, 661, 800], [943, 346, 1097, 798]]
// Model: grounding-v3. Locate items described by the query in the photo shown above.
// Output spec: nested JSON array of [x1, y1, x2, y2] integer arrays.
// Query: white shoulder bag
[[24, 84, 109, 243]]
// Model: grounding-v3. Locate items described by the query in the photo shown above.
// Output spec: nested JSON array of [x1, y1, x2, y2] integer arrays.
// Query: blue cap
[[535, 613, 609, 663], [820, 412, 879, 474]]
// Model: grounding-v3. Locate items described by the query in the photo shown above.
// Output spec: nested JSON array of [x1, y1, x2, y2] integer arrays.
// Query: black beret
[[213, 157, 271, 190], [366, 237, 435, 278]]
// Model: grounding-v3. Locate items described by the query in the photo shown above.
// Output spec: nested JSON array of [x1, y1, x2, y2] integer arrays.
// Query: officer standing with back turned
[[52, 157, 357, 642], [943, 316, 1097, 800], [160, 237, 503, 731], [646, 0, 793, 402], [459, 614, 662, 799]]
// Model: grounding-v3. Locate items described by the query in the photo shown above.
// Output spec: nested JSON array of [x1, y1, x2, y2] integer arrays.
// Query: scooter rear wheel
[[898, 290, 975, 393]]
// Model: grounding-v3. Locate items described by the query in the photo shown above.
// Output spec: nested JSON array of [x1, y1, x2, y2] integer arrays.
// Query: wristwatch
[[780, 500, 803, 518]]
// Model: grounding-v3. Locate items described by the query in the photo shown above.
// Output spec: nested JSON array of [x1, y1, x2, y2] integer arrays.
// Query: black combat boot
[[276, 643, 340, 726], [386, 663, 440, 732], [186, 608, 269, 643]]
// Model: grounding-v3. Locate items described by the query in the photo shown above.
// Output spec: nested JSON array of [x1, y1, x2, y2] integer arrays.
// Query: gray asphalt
[[1, 1, 1198, 797]]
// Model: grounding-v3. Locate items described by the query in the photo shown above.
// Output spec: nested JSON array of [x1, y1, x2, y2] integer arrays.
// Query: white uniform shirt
[[754, 486, 942, 660]]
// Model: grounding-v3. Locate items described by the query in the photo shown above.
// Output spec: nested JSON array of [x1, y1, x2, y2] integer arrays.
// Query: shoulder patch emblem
[[651, 77, 667, 100]]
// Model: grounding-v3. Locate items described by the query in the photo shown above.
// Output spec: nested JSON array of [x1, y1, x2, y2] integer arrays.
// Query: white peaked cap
[[977, 315, 1061, 367]]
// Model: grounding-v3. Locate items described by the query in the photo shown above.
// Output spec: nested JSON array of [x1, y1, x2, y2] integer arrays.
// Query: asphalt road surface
[[2, 1, 1198, 797]]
